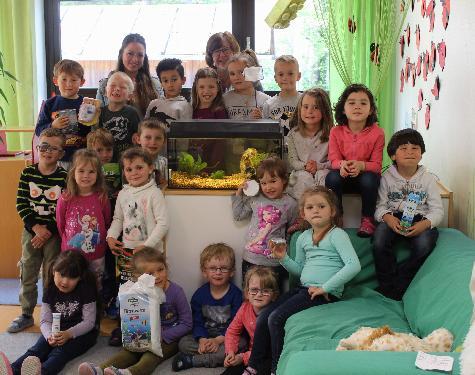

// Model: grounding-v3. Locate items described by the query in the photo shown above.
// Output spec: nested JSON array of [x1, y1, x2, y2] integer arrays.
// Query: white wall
[[394, 1, 475, 237]]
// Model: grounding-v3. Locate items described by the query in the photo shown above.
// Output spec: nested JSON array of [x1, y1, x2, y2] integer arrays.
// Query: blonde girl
[[244, 186, 361, 375], [79, 248, 192, 375], [223, 50, 270, 120], [192, 67, 228, 119], [287, 88, 334, 201], [56, 149, 111, 284], [222, 267, 278, 375]]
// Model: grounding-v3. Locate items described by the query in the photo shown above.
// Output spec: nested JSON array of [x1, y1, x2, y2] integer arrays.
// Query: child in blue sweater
[[173, 243, 243, 371], [244, 186, 361, 375]]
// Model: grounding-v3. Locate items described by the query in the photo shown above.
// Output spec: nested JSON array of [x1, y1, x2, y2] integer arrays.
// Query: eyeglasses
[[248, 288, 273, 296], [212, 47, 232, 57], [206, 267, 231, 274], [36, 144, 63, 153]]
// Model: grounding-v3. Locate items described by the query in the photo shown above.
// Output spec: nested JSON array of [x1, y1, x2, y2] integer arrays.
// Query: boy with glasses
[[173, 243, 243, 371], [8, 128, 68, 333]]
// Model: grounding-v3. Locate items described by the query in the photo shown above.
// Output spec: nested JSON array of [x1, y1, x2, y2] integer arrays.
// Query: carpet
[[0, 278, 42, 305], [0, 333, 224, 374]]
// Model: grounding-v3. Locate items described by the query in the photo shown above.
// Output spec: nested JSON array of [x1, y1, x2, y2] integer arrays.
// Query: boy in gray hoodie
[[373, 129, 443, 300], [145, 58, 192, 126]]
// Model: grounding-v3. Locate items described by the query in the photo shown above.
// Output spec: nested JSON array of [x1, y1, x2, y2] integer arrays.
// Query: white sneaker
[[20, 356, 41, 375]]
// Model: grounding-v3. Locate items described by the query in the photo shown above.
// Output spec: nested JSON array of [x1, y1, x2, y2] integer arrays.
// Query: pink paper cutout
[[423, 52, 429, 81], [405, 57, 411, 82], [431, 76, 440, 100], [429, 41, 436, 73], [416, 25, 421, 50], [418, 89, 424, 110], [416, 55, 422, 76], [400, 69, 405, 92], [438, 40, 446, 70], [406, 25, 411, 45], [421, 0, 426, 17], [427, 0, 435, 31], [400, 35, 405, 58], [441, 0, 450, 29], [425, 104, 431, 129]]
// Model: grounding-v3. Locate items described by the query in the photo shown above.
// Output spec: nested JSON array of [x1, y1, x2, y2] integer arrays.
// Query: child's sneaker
[[242, 367, 258, 375], [0, 352, 13, 375], [108, 327, 122, 347], [78, 362, 103, 375], [104, 367, 131, 375], [357, 216, 376, 237], [20, 356, 41, 375], [7, 315, 34, 333], [172, 352, 193, 372]]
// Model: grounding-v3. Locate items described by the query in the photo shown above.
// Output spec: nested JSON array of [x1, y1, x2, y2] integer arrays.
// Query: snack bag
[[118, 273, 165, 356], [78, 97, 101, 126], [400, 192, 421, 231]]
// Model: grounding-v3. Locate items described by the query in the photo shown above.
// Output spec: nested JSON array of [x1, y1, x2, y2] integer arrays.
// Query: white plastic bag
[[118, 274, 165, 356]]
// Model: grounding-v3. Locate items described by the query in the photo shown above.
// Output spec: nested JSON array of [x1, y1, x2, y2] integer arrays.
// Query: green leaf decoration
[[177, 152, 208, 175], [210, 170, 225, 179]]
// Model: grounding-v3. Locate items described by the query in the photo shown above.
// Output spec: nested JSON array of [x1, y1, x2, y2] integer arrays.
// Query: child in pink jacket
[[326, 83, 385, 237]]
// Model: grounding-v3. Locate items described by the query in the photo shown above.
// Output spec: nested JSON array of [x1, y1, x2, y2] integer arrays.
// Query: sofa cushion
[[403, 228, 475, 347]]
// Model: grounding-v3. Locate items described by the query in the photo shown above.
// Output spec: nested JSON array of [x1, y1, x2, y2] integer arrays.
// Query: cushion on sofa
[[403, 228, 475, 348]]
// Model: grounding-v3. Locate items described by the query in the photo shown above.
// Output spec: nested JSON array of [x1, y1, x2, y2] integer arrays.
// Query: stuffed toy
[[461, 262, 475, 375], [336, 325, 453, 352]]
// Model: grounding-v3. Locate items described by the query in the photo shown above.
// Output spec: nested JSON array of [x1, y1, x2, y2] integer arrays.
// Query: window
[[59, 0, 232, 88], [255, 0, 329, 91]]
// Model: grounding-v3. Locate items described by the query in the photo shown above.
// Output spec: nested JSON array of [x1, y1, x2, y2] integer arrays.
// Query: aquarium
[[167, 119, 283, 189]]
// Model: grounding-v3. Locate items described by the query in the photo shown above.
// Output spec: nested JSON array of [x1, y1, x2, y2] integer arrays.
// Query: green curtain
[[315, 0, 407, 167], [0, 0, 37, 150]]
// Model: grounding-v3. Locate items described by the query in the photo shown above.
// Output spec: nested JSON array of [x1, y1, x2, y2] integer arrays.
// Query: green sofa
[[278, 228, 475, 375]]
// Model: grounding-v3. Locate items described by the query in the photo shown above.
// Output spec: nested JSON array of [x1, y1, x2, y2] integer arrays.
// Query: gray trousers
[[19, 229, 61, 316], [178, 334, 247, 368]]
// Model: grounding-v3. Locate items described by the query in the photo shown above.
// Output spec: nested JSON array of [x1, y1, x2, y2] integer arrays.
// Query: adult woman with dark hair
[[96, 33, 163, 118]]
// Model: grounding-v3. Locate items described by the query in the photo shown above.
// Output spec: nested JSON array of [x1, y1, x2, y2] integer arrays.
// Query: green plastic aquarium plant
[[210, 170, 225, 179], [177, 152, 207, 175]]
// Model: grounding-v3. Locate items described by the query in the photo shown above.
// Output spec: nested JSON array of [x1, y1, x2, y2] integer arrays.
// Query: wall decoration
[[423, 51, 429, 81], [405, 57, 412, 82], [429, 41, 437, 72], [412, 64, 417, 86], [348, 15, 356, 33], [427, 0, 436, 31], [416, 54, 422, 75], [431, 76, 440, 99], [418, 89, 424, 110], [421, 0, 426, 17], [370, 43, 380, 65], [425, 103, 431, 129], [438, 40, 446, 70], [406, 24, 411, 45], [416, 25, 421, 49], [400, 35, 406, 57], [441, 0, 450, 29], [400, 69, 405, 92], [411, 0, 415, 12]]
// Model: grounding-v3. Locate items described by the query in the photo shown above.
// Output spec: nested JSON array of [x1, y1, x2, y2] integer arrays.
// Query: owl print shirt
[[56, 192, 111, 260], [16, 164, 67, 235]]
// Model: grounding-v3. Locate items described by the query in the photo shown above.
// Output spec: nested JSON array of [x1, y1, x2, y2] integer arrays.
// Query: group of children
[[1, 49, 444, 375]]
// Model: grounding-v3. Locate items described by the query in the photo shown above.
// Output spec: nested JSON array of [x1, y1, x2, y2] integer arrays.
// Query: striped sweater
[[16, 164, 67, 235]]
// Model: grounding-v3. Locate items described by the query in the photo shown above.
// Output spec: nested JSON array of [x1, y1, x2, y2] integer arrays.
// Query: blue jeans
[[325, 170, 380, 217], [248, 287, 337, 373], [373, 222, 439, 295], [11, 329, 97, 375]]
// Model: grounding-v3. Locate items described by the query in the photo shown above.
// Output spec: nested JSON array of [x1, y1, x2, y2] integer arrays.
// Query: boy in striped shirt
[[8, 128, 68, 333]]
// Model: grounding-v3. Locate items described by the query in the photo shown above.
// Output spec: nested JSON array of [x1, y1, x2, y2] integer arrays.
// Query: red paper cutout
[[429, 41, 437, 73], [418, 89, 424, 110], [441, 0, 450, 29], [421, 0, 426, 17], [412, 64, 416, 87], [423, 51, 429, 81], [405, 58, 411, 82], [427, 0, 435, 31], [400, 69, 405, 92], [400, 35, 405, 58], [416, 25, 421, 50], [431, 76, 440, 100], [438, 40, 446, 71], [406, 25, 411, 45], [425, 104, 431, 129], [416, 55, 422, 76]]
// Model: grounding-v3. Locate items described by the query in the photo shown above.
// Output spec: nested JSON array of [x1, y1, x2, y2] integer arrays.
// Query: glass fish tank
[[167, 119, 283, 189]]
